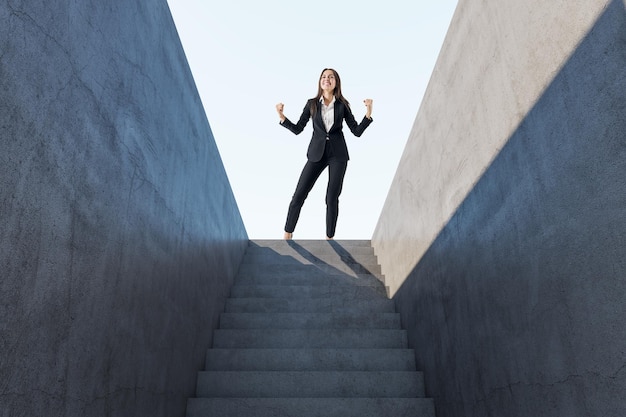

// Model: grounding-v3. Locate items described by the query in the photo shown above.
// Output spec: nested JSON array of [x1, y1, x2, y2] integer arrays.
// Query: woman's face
[[320, 70, 336, 93]]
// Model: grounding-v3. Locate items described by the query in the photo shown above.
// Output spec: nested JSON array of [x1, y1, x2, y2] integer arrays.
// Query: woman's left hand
[[363, 99, 373, 119]]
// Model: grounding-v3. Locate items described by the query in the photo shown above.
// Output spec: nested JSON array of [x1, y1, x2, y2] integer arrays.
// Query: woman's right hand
[[276, 102, 285, 122]]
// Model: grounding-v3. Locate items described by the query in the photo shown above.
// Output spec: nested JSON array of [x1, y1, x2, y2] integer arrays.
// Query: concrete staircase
[[186, 240, 435, 417]]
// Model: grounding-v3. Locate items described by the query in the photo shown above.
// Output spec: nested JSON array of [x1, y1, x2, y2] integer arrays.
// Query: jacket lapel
[[314, 99, 327, 132], [329, 99, 341, 132]]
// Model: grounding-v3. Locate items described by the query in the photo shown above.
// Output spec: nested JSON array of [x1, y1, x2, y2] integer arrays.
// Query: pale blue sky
[[166, 0, 458, 239]]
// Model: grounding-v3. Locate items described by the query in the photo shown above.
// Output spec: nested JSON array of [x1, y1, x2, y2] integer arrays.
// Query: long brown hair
[[310, 68, 350, 116]]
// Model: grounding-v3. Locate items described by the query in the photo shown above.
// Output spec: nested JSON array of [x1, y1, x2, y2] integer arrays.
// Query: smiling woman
[[276, 68, 373, 240], [166, 0, 458, 238]]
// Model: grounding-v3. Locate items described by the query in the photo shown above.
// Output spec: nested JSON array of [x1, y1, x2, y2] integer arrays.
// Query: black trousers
[[284, 142, 348, 238]]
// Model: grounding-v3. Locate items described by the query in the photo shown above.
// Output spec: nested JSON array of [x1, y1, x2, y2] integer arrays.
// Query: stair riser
[[234, 274, 384, 287], [213, 329, 408, 349], [205, 349, 417, 371], [230, 284, 387, 299], [196, 371, 425, 398], [241, 256, 379, 269], [237, 263, 382, 278], [224, 298, 396, 314], [242, 252, 380, 267], [219, 313, 401, 329], [187, 397, 436, 417]]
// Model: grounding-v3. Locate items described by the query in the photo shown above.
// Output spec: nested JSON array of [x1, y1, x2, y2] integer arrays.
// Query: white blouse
[[320, 96, 335, 133]]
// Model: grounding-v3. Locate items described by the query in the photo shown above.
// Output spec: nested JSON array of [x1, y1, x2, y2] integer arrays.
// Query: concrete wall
[[373, 0, 626, 416], [0, 1, 248, 416]]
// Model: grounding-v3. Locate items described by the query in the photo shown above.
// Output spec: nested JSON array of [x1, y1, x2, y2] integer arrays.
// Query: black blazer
[[280, 98, 372, 162]]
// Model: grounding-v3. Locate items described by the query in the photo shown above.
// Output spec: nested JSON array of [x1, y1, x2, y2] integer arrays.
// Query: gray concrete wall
[[373, 0, 626, 416], [0, 1, 248, 416]]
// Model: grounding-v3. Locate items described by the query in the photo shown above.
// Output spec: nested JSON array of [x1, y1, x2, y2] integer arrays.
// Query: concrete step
[[224, 298, 396, 314], [245, 240, 377, 254], [251, 239, 374, 249], [219, 312, 401, 329], [242, 249, 379, 265], [229, 284, 387, 299], [204, 348, 417, 371], [212, 329, 408, 349], [196, 371, 425, 398], [242, 246, 380, 264], [237, 262, 382, 280], [234, 271, 384, 287], [187, 397, 436, 417]]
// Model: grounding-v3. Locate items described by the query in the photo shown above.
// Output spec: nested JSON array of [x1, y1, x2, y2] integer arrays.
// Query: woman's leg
[[284, 159, 327, 235], [325, 158, 348, 238]]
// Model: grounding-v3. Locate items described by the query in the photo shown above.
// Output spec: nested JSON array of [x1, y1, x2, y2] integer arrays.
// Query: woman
[[276, 68, 373, 240]]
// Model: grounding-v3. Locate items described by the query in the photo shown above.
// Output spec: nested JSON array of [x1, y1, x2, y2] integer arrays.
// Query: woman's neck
[[322, 91, 334, 104]]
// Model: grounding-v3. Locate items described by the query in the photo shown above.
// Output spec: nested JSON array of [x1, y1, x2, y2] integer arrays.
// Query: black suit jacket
[[280, 98, 372, 162]]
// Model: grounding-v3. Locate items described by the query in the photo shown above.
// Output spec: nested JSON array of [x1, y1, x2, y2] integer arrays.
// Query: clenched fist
[[276, 102, 285, 122]]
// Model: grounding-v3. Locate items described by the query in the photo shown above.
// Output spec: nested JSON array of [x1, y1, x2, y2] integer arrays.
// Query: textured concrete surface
[[246, 240, 384, 278], [213, 329, 407, 348], [373, 1, 626, 416], [187, 398, 436, 417], [0, 1, 247, 417], [229, 283, 387, 299], [219, 312, 402, 329], [205, 348, 417, 371], [196, 371, 424, 398], [188, 240, 434, 417]]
